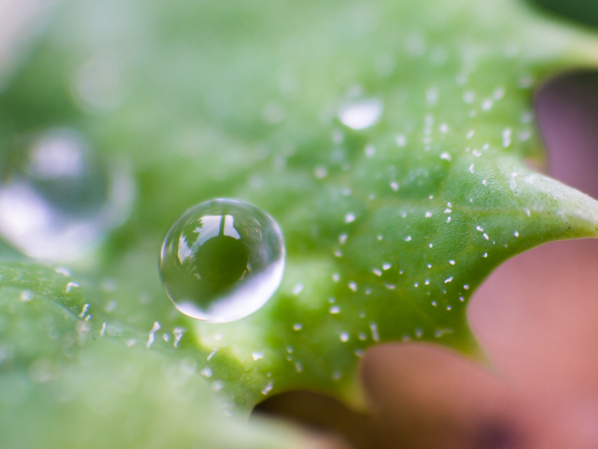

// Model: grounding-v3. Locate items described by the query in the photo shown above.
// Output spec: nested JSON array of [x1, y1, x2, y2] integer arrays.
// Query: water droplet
[[65, 281, 80, 293], [73, 53, 126, 113], [160, 199, 285, 323], [364, 145, 376, 158], [370, 322, 380, 342], [206, 348, 218, 360], [261, 381, 273, 395], [78, 304, 90, 318], [141, 321, 160, 349], [338, 96, 382, 130], [0, 128, 133, 261], [19, 290, 33, 302]]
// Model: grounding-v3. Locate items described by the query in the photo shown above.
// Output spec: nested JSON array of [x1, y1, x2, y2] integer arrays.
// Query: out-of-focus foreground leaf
[[0, 263, 309, 448]]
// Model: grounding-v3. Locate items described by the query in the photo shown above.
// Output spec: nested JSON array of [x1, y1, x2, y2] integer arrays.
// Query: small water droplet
[[338, 96, 382, 130], [55, 267, 71, 277], [73, 53, 126, 113], [313, 165, 328, 179], [19, 290, 33, 302], [160, 199, 285, 323], [173, 327, 185, 348], [78, 304, 90, 318], [261, 381, 273, 395], [0, 128, 133, 261], [65, 281, 80, 293], [205, 349, 218, 362], [370, 322, 380, 342], [146, 321, 161, 348]]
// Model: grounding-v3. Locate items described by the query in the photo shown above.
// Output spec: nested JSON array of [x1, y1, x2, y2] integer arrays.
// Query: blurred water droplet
[[73, 52, 126, 113], [160, 198, 285, 323], [338, 96, 382, 130], [0, 128, 134, 261]]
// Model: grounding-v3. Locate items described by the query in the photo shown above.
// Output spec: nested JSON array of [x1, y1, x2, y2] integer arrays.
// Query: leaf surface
[[1, 0, 598, 442]]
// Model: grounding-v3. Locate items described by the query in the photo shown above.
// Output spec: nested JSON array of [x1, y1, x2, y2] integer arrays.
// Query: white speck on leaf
[[146, 321, 161, 348], [370, 323, 380, 342]]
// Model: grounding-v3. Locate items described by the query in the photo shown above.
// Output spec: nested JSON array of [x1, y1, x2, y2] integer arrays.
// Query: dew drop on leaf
[[159, 198, 285, 323], [0, 128, 133, 261], [338, 96, 382, 130]]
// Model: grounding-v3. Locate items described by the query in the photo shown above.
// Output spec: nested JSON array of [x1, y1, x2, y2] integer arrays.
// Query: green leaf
[[0, 261, 309, 448], [1, 0, 598, 438]]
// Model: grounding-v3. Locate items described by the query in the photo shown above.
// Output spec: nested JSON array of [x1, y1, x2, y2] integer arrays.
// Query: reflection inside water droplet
[[160, 198, 285, 323], [0, 128, 134, 261], [338, 96, 382, 130]]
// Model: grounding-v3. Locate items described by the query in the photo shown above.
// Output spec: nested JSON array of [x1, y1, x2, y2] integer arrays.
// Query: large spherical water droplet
[[0, 128, 134, 261], [159, 198, 285, 323]]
